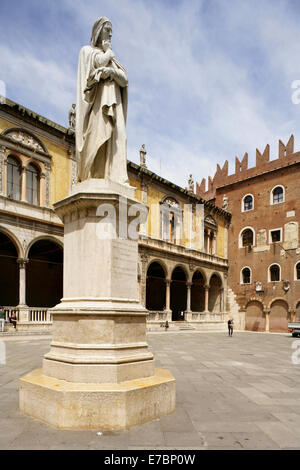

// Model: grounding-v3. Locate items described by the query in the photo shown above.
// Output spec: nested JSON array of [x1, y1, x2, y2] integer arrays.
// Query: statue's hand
[[101, 67, 114, 80], [102, 40, 112, 52]]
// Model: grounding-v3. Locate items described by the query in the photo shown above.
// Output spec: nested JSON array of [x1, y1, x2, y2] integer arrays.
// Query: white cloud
[[0, 44, 76, 124]]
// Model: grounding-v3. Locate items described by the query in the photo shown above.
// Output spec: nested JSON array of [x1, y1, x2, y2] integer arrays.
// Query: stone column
[[3, 157, 7, 197], [207, 230, 211, 254], [265, 309, 270, 332], [39, 172, 46, 206], [186, 282, 192, 312], [0, 145, 5, 196], [17, 258, 29, 322], [21, 166, 27, 202], [165, 279, 172, 322], [165, 279, 171, 311], [212, 234, 217, 256], [204, 285, 209, 312], [219, 288, 224, 313]]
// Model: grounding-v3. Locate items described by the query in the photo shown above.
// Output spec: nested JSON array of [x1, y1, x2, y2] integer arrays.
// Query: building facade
[[0, 99, 231, 331], [196, 135, 300, 332]]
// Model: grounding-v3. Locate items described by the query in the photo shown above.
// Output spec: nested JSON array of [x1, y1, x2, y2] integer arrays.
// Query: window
[[26, 163, 39, 205], [296, 262, 300, 281], [204, 215, 218, 255], [243, 195, 253, 212], [269, 264, 280, 282], [241, 267, 251, 284], [160, 197, 182, 244], [6, 156, 21, 200], [272, 186, 284, 204], [241, 228, 254, 247], [269, 229, 282, 243]]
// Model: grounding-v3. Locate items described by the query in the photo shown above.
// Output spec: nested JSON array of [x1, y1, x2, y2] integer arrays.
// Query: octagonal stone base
[[19, 368, 176, 430]]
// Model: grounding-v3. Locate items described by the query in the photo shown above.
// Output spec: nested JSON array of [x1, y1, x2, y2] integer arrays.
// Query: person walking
[[228, 318, 234, 336], [165, 320, 169, 331], [10, 312, 17, 329], [0, 307, 5, 333]]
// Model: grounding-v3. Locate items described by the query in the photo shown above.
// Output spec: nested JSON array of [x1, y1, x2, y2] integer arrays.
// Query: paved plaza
[[1, 330, 300, 450]]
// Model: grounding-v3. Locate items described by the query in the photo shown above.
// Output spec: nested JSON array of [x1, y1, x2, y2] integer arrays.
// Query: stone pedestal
[[19, 179, 175, 429]]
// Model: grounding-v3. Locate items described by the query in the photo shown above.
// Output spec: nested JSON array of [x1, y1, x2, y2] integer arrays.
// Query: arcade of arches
[[145, 261, 225, 321], [245, 298, 295, 333], [0, 230, 63, 313]]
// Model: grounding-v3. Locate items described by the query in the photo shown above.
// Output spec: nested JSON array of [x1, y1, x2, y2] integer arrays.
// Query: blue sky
[[1, 0, 300, 189]]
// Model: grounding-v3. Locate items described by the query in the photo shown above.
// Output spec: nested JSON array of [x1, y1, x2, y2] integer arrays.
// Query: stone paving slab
[[1, 331, 300, 450]]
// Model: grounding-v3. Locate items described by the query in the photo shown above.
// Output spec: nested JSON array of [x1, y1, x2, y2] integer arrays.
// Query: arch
[[208, 274, 222, 313], [146, 258, 168, 279], [2, 127, 49, 154], [269, 299, 289, 333], [239, 226, 255, 248], [6, 153, 23, 167], [171, 264, 189, 281], [268, 297, 289, 310], [146, 261, 166, 311], [0, 226, 23, 258], [208, 271, 223, 287], [0, 230, 19, 306], [240, 266, 252, 284], [25, 235, 63, 259], [161, 195, 180, 207], [26, 238, 63, 307], [191, 270, 205, 312], [24, 159, 43, 172], [245, 298, 265, 309], [241, 194, 254, 212], [245, 300, 265, 332], [191, 267, 208, 286], [268, 264, 281, 282], [270, 185, 285, 205], [295, 262, 300, 281]]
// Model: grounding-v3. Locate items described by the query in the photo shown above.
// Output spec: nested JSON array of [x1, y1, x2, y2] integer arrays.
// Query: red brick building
[[196, 135, 300, 332]]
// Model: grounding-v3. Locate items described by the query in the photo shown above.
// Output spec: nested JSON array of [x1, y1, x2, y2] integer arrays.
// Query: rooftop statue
[[76, 17, 129, 184]]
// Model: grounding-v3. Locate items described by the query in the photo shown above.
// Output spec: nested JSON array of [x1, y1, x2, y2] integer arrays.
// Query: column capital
[[186, 282, 193, 288], [17, 258, 29, 267], [165, 279, 171, 286], [204, 284, 210, 291]]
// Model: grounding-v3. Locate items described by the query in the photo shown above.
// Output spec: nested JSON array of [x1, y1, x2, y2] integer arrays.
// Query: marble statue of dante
[[76, 17, 129, 184]]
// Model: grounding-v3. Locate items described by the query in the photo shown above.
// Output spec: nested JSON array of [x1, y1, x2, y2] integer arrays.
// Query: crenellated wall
[[196, 135, 297, 200]]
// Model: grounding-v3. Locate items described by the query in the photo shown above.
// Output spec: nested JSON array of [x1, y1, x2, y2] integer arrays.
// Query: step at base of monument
[[19, 368, 176, 430]]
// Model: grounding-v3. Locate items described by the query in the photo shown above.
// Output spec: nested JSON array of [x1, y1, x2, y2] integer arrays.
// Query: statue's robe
[[76, 45, 129, 183]]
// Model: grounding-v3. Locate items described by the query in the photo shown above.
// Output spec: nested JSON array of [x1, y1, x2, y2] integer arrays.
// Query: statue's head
[[90, 17, 112, 47]]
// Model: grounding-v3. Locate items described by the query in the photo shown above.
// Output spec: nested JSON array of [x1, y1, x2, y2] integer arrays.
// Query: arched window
[[160, 197, 182, 244], [243, 195, 253, 212], [26, 163, 40, 205], [295, 262, 300, 281], [6, 156, 21, 200], [204, 215, 218, 255], [271, 186, 284, 205], [269, 264, 281, 282], [241, 228, 254, 247], [241, 267, 251, 284]]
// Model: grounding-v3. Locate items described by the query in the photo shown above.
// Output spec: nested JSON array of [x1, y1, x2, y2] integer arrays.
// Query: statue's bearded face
[[100, 22, 112, 43]]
